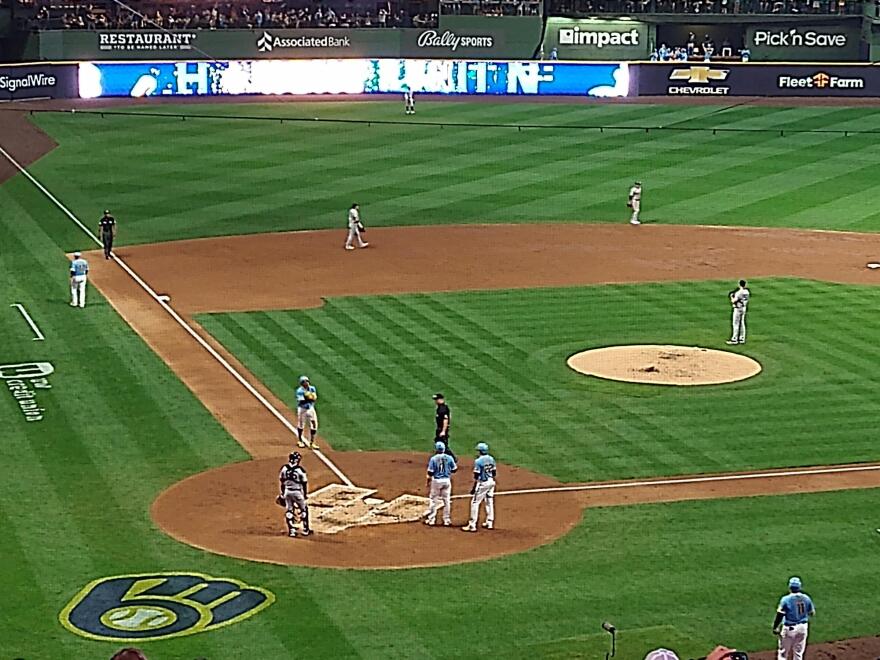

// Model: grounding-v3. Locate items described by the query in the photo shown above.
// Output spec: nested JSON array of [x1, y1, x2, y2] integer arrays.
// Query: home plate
[[157, 295, 171, 302], [867, 263, 880, 270]]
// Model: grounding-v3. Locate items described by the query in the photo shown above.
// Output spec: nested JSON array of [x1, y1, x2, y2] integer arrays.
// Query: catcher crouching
[[277, 452, 311, 538]]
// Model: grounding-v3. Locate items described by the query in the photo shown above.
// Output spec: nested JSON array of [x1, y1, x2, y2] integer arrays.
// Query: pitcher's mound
[[567, 344, 761, 386]]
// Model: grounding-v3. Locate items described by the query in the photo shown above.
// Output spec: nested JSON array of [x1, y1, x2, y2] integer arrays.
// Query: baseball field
[[2, 98, 880, 659]]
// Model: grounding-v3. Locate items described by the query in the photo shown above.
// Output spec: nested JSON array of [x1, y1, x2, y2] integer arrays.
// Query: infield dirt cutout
[[568, 344, 762, 386], [70, 223, 880, 570]]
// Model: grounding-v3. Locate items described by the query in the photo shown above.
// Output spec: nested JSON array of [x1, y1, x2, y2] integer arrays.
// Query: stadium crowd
[[29, 0, 438, 29]]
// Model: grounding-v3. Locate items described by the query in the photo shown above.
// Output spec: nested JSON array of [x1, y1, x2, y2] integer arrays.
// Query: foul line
[[453, 463, 880, 499], [0, 144, 354, 488], [10, 303, 45, 341]]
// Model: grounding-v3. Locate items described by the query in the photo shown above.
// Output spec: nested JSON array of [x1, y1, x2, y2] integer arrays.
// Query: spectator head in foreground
[[111, 649, 148, 660]]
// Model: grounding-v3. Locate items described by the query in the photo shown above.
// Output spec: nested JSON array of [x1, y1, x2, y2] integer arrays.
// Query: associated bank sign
[[256, 31, 351, 53], [98, 31, 197, 52]]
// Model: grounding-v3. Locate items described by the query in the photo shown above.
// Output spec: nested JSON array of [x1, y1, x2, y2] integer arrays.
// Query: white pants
[[630, 199, 640, 223], [468, 478, 495, 526], [425, 477, 451, 524], [345, 225, 367, 248], [297, 407, 318, 431], [777, 622, 808, 660], [70, 275, 87, 307], [731, 306, 747, 342]]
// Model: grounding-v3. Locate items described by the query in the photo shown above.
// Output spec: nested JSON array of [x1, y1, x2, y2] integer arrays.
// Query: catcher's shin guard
[[300, 506, 310, 533], [285, 510, 297, 534]]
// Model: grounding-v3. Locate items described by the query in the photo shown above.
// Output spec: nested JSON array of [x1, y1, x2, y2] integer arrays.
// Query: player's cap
[[73, 251, 81, 258], [788, 576, 802, 591], [432, 393, 444, 400], [103, 209, 110, 214], [644, 650, 679, 660], [476, 442, 489, 454], [299, 375, 309, 384], [434, 441, 446, 452], [289, 451, 301, 463], [635, 180, 642, 185]]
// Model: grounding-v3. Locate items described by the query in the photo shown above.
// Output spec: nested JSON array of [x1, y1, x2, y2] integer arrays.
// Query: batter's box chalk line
[[308, 484, 431, 534]]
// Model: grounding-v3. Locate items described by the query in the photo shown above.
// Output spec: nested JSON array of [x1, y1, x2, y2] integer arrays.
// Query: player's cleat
[[345, 246, 355, 251], [630, 219, 640, 225], [461, 525, 477, 532], [360, 243, 370, 248], [297, 439, 307, 448], [482, 522, 493, 530], [288, 531, 297, 538], [424, 519, 435, 526], [300, 529, 312, 537], [69, 302, 77, 307], [725, 340, 738, 345], [443, 521, 451, 527], [738, 340, 746, 344]]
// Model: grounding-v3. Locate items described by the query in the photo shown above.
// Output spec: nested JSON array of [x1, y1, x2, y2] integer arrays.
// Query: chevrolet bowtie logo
[[669, 67, 730, 84]]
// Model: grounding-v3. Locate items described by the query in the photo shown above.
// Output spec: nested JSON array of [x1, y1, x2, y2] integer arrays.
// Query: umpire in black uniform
[[432, 393, 455, 461], [98, 210, 117, 259]]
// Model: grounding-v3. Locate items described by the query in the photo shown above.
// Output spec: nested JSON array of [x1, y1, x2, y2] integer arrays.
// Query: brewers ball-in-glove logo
[[59, 573, 275, 641]]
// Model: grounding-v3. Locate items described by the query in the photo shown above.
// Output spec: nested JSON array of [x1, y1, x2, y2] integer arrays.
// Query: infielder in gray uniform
[[727, 279, 750, 345], [277, 452, 311, 538]]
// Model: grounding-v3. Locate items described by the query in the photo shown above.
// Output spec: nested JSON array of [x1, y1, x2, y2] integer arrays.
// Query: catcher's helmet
[[434, 441, 446, 452], [289, 452, 302, 464], [299, 375, 309, 384], [476, 442, 489, 454]]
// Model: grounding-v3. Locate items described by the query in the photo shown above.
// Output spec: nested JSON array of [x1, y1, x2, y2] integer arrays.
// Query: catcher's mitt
[[275, 495, 285, 507]]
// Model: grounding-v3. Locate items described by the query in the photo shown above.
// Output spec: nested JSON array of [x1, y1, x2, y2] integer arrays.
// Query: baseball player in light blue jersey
[[462, 442, 496, 532], [773, 576, 815, 660], [69, 252, 89, 308], [424, 441, 457, 526], [295, 375, 319, 449]]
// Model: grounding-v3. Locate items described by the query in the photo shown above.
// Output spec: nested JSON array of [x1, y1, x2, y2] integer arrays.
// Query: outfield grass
[[4, 101, 880, 658], [198, 278, 880, 482], [26, 101, 880, 247]]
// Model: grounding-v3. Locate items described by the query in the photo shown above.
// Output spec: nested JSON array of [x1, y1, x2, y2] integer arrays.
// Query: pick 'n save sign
[[745, 23, 862, 62]]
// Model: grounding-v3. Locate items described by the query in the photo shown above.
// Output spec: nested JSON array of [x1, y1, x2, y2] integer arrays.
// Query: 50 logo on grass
[[0, 362, 53, 423], [59, 573, 275, 641]]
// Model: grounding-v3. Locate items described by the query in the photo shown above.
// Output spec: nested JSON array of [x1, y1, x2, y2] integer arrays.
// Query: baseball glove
[[275, 495, 285, 507], [626, 202, 632, 208], [305, 392, 317, 401], [357, 222, 366, 233]]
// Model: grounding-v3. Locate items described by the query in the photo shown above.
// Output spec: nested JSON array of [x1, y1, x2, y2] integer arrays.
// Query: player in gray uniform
[[277, 452, 311, 538], [727, 279, 750, 345]]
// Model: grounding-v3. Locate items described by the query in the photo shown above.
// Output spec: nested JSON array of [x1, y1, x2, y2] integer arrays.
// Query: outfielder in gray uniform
[[727, 279, 750, 345], [277, 452, 311, 538]]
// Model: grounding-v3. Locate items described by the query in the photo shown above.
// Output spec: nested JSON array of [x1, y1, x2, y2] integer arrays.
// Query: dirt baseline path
[[70, 222, 880, 571]]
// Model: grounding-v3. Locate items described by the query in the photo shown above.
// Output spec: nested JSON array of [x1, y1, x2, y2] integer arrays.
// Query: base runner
[[277, 452, 311, 538], [462, 442, 496, 532], [295, 375, 319, 449], [424, 441, 457, 526]]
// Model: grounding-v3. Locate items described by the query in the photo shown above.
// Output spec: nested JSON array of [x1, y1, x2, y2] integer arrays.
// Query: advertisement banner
[[0, 63, 78, 100], [542, 18, 650, 61], [744, 22, 862, 62], [36, 29, 402, 61], [637, 63, 880, 97], [78, 59, 631, 98], [33, 19, 543, 61], [403, 16, 542, 59]]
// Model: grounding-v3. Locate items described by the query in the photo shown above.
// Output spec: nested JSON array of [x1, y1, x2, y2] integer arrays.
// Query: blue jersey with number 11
[[778, 593, 814, 625], [428, 454, 456, 479]]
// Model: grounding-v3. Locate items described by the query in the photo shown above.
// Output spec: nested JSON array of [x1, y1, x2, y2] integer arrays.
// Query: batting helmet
[[476, 442, 489, 454], [434, 441, 446, 452], [289, 452, 302, 464]]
